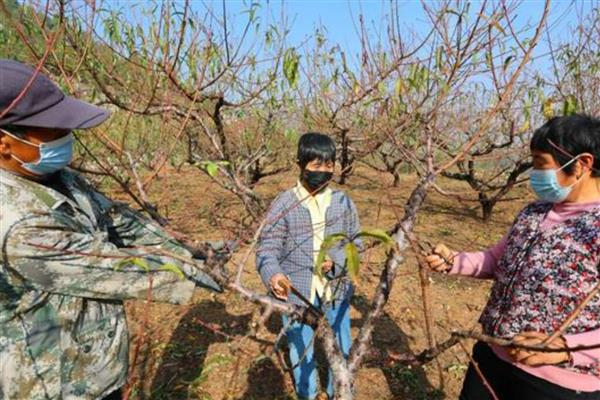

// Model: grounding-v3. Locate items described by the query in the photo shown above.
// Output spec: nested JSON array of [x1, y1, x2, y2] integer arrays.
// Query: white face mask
[[1, 128, 74, 175]]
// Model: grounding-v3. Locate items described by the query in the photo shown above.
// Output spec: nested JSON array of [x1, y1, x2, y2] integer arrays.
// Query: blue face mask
[[529, 155, 582, 203], [2, 129, 74, 175]]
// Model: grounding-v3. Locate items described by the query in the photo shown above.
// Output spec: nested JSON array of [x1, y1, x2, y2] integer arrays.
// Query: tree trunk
[[392, 170, 401, 187], [478, 193, 495, 221], [348, 174, 434, 378], [338, 129, 351, 185], [317, 323, 354, 399], [250, 159, 261, 185]]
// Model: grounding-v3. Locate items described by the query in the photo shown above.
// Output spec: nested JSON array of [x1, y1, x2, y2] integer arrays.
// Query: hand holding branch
[[270, 273, 291, 301], [508, 331, 571, 366], [322, 259, 333, 274], [424, 243, 457, 272]]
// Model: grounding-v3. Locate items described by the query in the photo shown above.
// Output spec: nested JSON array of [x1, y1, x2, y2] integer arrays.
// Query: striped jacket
[[256, 188, 360, 306]]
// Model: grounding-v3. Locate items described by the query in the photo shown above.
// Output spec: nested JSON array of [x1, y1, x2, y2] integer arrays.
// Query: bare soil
[[118, 165, 534, 400]]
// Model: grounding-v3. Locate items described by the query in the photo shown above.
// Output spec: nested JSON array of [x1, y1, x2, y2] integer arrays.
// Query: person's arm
[[448, 234, 508, 279], [88, 184, 194, 254], [256, 194, 289, 289], [4, 211, 196, 304], [509, 329, 600, 368], [565, 328, 600, 368], [87, 184, 221, 291]]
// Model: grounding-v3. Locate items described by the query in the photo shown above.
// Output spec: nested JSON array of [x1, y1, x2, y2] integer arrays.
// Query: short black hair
[[297, 132, 336, 169], [530, 114, 600, 177], [0, 125, 26, 138]]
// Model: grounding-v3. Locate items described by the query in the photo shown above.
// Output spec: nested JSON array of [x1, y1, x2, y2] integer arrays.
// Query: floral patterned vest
[[479, 202, 600, 375]]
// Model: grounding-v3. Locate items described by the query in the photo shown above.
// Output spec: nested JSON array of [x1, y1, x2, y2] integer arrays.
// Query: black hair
[[0, 125, 26, 138], [530, 114, 600, 177], [297, 132, 336, 169]]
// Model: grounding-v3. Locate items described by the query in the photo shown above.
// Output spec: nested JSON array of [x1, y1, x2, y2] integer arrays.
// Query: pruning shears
[[287, 283, 324, 317]]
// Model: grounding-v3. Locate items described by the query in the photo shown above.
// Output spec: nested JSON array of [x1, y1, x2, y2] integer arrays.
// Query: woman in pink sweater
[[427, 115, 600, 400]]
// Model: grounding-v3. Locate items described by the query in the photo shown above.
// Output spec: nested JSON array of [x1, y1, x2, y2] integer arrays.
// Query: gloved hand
[[183, 240, 236, 293], [188, 240, 238, 260]]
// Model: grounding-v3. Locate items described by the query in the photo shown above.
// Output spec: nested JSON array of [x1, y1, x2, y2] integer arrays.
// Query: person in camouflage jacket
[[0, 59, 221, 399]]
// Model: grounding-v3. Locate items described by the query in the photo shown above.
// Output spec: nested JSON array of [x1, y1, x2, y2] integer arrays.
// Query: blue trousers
[[281, 298, 352, 400]]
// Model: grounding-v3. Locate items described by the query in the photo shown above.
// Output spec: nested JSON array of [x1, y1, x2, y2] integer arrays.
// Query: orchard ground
[[113, 165, 533, 400]]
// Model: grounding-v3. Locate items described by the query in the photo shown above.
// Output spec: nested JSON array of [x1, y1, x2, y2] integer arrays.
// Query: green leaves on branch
[[541, 92, 578, 120], [503, 55, 514, 72], [315, 229, 394, 283], [283, 48, 300, 88], [563, 95, 578, 116], [407, 64, 429, 92], [359, 229, 395, 246], [395, 78, 405, 98], [345, 241, 360, 282], [103, 11, 122, 45], [542, 98, 554, 120], [196, 160, 230, 177], [284, 128, 298, 142], [115, 258, 185, 280], [435, 46, 444, 70], [316, 233, 348, 277]]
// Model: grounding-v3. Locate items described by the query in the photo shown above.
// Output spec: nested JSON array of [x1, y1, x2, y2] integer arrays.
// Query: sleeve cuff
[[448, 251, 462, 274], [257, 259, 283, 288], [565, 332, 600, 367]]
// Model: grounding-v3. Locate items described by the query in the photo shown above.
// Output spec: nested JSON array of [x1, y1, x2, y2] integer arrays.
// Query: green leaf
[[114, 258, 184, 280], [158, 263, 185, 280], [357, 229, 394, 248], [284, 128, 298, 142], [316, 233, 348, 278], [394, 78, 405, 97], [435, 46, 443, 69], [283, 48, 300, 88], [345, 242, 360, 282], [524, 93, 532, 121], [377, 81, 386, 95], [103, 11, 122, 45], [206, 162, 218, 177], [503, 55, 514, 72], [542, 98, 554, 120], [130, 258, 150, 271], [408, 64, 418, 90], [563, 95, 578, 116], [114, 257, 149, 271]]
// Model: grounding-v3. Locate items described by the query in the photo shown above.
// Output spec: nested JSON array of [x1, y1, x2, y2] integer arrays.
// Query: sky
[[215, 0, 592, 65], [100, 0, 596, 76], [106, 1, 591, 47]]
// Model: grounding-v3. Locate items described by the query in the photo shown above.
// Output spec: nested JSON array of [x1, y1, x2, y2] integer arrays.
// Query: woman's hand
[[424, 243, 456, 273], [322, 259, 333, 274], [269, 273, 291, 300], [507, 331, 570, 366]]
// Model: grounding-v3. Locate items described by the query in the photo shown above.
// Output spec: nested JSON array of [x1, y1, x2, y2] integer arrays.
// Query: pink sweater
[[451, 200, 600, 392]]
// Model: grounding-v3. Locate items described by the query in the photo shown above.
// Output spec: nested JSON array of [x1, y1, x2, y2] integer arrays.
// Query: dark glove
[[188, 240, 238, 260]]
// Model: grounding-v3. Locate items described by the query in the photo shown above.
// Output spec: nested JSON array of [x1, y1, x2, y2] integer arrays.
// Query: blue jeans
[[281, 298, 352, 400]]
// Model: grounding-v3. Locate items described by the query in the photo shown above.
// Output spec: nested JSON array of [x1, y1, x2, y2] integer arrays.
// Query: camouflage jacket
[[0, 168, 207, 399]]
